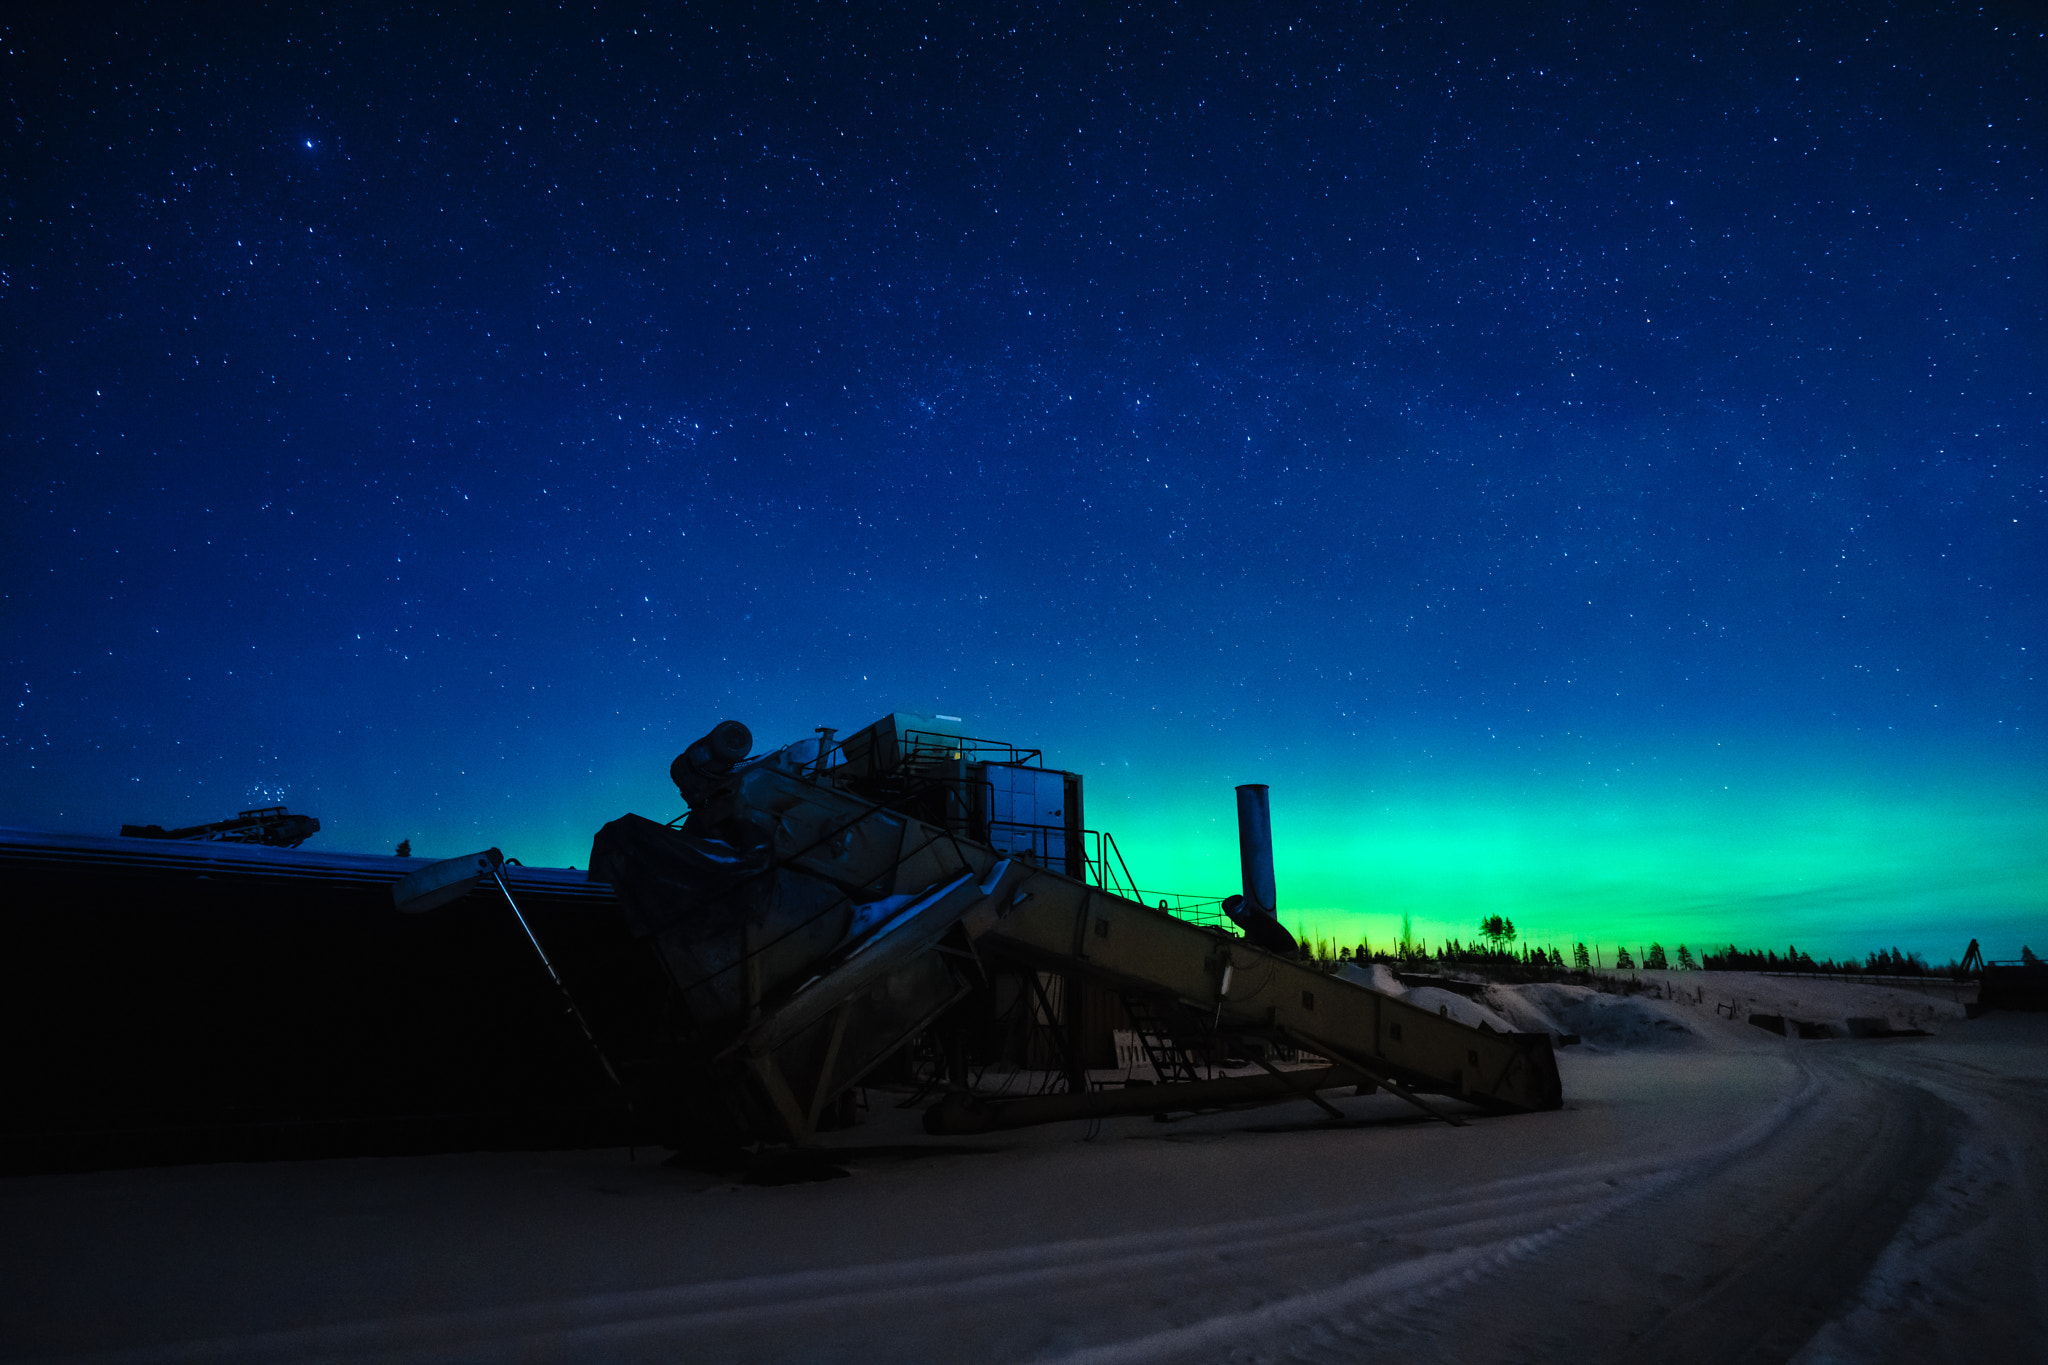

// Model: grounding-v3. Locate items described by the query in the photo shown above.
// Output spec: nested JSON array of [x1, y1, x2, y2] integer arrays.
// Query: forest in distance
[[1290, 913, 2025, 981]]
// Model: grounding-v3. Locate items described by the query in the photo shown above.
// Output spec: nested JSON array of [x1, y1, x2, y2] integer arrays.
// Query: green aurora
[[1103, 766, 2046, 967], [307, 718, 2042, 973]]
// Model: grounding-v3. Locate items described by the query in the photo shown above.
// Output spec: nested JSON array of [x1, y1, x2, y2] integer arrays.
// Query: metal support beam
[[923, 1064, 1368, 1134], [1280, 1026, 1468, 1128], [1249, 1048, 1346, 1119]]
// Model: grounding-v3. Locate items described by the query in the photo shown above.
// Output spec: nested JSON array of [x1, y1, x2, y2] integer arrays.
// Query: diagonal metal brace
[[1279, 1026, 1468, 1127], [1247, 1050, 1346, 1119]]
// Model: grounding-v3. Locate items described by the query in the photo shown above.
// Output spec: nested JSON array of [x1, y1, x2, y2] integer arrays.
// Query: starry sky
[[5, 4, 2043, 963]]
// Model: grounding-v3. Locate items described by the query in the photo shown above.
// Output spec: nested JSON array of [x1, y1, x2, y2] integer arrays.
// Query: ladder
[[1121, 996, 1206, 1085]]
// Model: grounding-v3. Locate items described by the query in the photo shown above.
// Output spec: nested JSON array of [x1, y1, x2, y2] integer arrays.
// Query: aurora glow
[[4, 6, 2042, 965], [1110, 760, 2046, 965]]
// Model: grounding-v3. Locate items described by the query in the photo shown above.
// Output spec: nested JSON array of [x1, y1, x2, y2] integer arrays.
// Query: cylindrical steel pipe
[[1236, 783, 1276, 916], [670, 719, 753, 807]]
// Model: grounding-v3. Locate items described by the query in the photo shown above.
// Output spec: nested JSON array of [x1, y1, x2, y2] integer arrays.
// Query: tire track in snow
[[1260, 1056, 1961, 1365], [1041, 1057, 1836, 1365], [24, 1065, 1828, 1365], [1788, 1046, 2048, 1363], [11, 1177, 1654, 1365]]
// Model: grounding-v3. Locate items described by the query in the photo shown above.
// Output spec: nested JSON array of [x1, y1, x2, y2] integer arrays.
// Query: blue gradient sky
[[4, 5, 2042, 962]]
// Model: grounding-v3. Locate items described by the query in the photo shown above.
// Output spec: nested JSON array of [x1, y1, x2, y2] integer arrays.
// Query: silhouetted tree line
[[1314, 939, 1564, 969], [1427, 938, 1569, 969], [1699, 944, 1947, 976], [1310, 927, 1572, 976], [1300, 924, 1962, 982]]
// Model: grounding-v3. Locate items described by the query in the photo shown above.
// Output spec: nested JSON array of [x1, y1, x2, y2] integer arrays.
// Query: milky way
[[4, 6, 2042, 961]]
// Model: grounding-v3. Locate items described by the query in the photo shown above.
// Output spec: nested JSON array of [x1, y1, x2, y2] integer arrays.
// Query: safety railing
[[1083, 829, 1139, 900], [900, 730, 1045, 769], [982, 822, 1154, 904], [1135, 891, 1232, 930], [884, 735, 1232, 936]]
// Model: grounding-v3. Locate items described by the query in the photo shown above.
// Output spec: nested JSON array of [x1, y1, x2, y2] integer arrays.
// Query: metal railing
[[1137, 891, 1232, 930], [1068, 830, 1233, 931], [983, 822, 1128, 896], [824, 746, 1231, 932], [1084, 829, 1139, 900], [899, 730, 1045, 769]]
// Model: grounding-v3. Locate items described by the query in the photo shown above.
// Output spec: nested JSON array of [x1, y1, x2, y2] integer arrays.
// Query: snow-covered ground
[[2, 979, 2041, 1363]]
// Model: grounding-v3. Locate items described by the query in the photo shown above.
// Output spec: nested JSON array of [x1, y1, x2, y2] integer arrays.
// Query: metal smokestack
[[1235, 784, 1276, 917]]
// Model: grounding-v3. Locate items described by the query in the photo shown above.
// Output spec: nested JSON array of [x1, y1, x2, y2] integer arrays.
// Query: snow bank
[[1477, 971, 1971, 1051], [1334, 962, 1408, 997], [1399, 985, 1518, 1034], [1334, 963, 1964, 1051], [1628, 970, 1969, 1037], [1490, 982, 1704, 1050], [1332, 965, 1695, 1046], [1334, 963, 1516, 1031]]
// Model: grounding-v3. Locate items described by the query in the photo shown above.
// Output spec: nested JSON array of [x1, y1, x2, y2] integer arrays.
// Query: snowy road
[[4, 1016, 2044, 1363]]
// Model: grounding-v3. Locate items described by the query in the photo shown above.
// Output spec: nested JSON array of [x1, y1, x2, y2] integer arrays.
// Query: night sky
[[6, 5, 2043, 963]]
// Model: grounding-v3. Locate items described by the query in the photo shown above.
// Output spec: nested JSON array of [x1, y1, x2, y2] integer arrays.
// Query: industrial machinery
[[586, 714, 1562, 1147], [120, 805, 320, 848]]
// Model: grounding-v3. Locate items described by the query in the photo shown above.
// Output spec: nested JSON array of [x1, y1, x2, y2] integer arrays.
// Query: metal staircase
[[1121, 995, 1206, 1085]]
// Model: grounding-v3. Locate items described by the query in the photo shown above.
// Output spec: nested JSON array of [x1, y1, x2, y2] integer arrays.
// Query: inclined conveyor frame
[[590, 718, 1563, 1147]]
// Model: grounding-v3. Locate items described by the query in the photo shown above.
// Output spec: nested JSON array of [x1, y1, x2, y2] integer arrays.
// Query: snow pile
[[1335, 963, 1517, 1031], [1327, 966, 1706, 1049], [1326, 963, 1964, 1051], [1334, 962, 1408, 997], [1399, 985, 1518, 1034], [1474, 971, 1970, 1049], [1488, 982, 1704, 1050]]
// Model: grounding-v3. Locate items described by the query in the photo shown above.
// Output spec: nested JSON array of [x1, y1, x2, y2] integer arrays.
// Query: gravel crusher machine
[[580, 714, 1562, 1147]]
